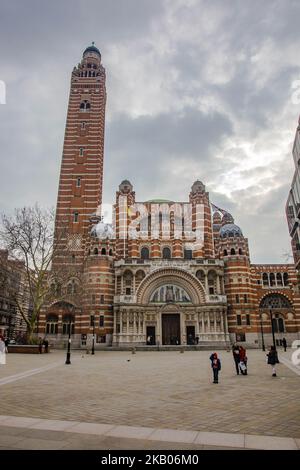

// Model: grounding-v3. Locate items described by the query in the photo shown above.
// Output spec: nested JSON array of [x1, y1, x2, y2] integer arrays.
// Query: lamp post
[[65, 317, 72, 365], [91, 315, 95, 355], [269, 308, 277, 350], [259, 311, 265, 351]]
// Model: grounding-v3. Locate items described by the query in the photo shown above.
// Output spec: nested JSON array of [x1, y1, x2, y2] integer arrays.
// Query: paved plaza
[[0, 349, 299, 449]]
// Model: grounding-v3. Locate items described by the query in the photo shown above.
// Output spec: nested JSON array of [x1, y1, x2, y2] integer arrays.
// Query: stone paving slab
[[0, 350, 299, 439], [0, 416, 298, 450]]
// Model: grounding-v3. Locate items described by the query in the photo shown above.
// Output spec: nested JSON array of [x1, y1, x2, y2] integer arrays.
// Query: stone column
[[195, 312, 200, 338], [120, 310, 123, 343], [126, 311, 130, 342], [217, 275, 221, 294], [121, 275, 124, 294], [133, 311, 136, 339], [113, 309, 117, 343], [133, 274, 136, 294], [201, 312, 205, 335], [214, 310, 217, 332], [205, 274, 209, 293]]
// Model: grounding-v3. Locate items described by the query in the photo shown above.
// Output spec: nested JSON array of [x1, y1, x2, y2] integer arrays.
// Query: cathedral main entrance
[[162, 313, 181, 345]]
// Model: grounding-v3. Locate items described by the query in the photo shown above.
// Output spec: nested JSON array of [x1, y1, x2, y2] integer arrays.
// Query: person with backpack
[[210, 352, 221, 384], [239, 345, 248, 375]]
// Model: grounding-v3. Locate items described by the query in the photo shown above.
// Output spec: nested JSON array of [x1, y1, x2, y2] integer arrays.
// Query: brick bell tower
[[53, 43, 106, 267]]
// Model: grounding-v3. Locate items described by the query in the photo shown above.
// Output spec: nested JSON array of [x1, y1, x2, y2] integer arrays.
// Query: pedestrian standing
[[210, 352, 221, 384], [267, 346, 279, 377], [0, 335, 6, 365], [232, 343, 240, 375], [239, 345, 248, 375], [282, 337, 287, 352], [38, 337, 43, 354]]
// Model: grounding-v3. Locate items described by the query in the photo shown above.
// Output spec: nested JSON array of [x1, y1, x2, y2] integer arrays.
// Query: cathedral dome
[[219, 223, 243, 238], [91, 220, 114, 239], [83, 43, 101, 57]]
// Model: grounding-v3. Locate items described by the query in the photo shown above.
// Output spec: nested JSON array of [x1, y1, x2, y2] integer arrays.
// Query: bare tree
[[0, 205, 81, 343]]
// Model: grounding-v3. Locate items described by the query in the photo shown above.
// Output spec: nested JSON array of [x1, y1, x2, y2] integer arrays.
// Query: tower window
[[81, 122, 86, 130], [76, 177, 81, 187], [141, 247, 149, 260], [80, 100, 90, 112], [79, 147, 84, 156], [101, 247, 106, 255], [236, 294, 239, 304], [73, 212, 79, 223], [99, 315, 104, 327], [184, 249, 192, 260], [244, 294, 248, 303], [100, 295, 104, 304], [162, 247, 171, 259], [246, 314, 251, 325], [237, 315, 242, 326]]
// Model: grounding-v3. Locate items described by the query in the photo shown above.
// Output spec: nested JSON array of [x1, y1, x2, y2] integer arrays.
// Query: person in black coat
[[282, 337, 287, 352], [267, 346, 279, 377], [232, 343, 240, 375], [210, 352, 221, 384]]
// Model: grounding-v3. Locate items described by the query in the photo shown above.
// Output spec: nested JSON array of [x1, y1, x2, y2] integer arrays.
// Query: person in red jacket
[[238, 346, 248, 375], [209, 352, 221, 384]]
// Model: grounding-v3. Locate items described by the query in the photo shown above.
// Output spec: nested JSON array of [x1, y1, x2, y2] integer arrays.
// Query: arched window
[[269, 273, 275, 286], [101, 247, 106, 255], [67, 280, 77, 295], [80, 100, 90, 112], [283, 272, 289, 286], [208, 271, 217, 295], [196, 270, 205, 282], [124, 270, 133, 295], [46, 315, 58, 335], [223, 249, 228, 256], [94, 248, 98, 255], [276, 273, 283, 286], [230, 248, 236, 255], [109, 249, 113, 256], [141, 246, 149, 260], [62, 315, 75, 335], [162, 247, 171, 259], [262, 273, 268, 286], [259, 293, 292, 309], [238, 248, 243, 255]]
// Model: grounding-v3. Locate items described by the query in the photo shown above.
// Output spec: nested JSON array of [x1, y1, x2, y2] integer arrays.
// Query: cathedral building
[[39, 45, 300, 349]]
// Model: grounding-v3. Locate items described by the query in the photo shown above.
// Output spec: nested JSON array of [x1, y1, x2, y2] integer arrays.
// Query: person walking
[[239, 345, 248, 375], [232, 343, 240, 375], [282, 337, 287, 352], [267, 346, 279, 377], [0, 335, 7, 365], [210, 352, 221, 384], [38, 338, 43, 354], [43, 337, 49, 353]]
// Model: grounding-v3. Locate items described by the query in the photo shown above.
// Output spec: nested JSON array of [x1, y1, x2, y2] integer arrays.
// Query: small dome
[[191, 180, 206, 194], [91, 221, 114, 240], [83, 43, 101, 57], [222, 212, 234, 225], [119, 180, 133, 193], [219, 223, 243, 238]]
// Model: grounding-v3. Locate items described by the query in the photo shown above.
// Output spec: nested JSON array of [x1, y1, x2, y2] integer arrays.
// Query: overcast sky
[[0, 0, 299, 263]]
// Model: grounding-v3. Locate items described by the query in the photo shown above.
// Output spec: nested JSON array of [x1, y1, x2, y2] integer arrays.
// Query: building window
[[81, 122, 86, 129], [90, 315, 95, 327], [79, 147, 84, 156], [162, 247, 171, 259], [262, 273, 268, 286], [109, 248, 113, 256], [126, 287, 131, 295], [223, 249, 228, 256], [283, 272, 289, 286], [141, 246, 149, 260], [269, 273, 275, 286], [73, 212, 79, 223], [101, 247, 106, 255], [238, 248, 243, 255], [184, 249, 192, 260], [246, 314, 251, 325], [46, 315, 58, 335], [76, 177, 81, 187], [236, 294, 239, 303], [272, 314, 285, 333], [62, 315, 75, 335], [100, 295, 104, 304], [230, 248, 236, 255], [99, 315, 104, 327], [237, 315, 242, 326], [80, 100, 90, 112], [244, 294, 248, 303]]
